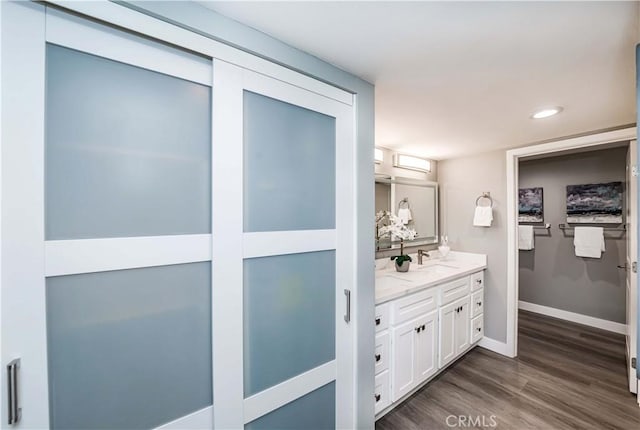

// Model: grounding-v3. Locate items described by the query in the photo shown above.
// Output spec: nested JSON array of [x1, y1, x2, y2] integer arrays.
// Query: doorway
[[505, 128, 638, 399]]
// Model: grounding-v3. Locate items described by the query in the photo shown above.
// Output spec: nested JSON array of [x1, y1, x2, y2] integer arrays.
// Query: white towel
[[473, 206, 493, 227], [397, 208, 412, 225], [518, 225, 534, 250], [574, 226, 605, 259]]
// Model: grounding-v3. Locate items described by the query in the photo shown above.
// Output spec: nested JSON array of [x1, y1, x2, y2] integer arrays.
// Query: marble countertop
[[375, 251, 487, 305]]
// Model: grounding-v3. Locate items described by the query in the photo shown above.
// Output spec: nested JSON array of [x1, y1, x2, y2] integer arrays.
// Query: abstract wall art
[[566, 181, 623, 224], [518, 187, 544, 223]]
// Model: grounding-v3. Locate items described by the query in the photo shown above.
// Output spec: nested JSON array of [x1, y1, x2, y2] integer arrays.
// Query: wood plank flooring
[[375, 310, 640, 429]]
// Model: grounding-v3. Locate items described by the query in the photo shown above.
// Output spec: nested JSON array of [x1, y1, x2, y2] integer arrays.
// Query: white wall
[[438, 149, 508, 342]]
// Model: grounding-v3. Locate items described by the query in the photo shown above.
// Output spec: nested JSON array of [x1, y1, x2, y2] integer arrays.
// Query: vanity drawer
[[439, 276, 470, 306], [471, 314, 484, 344], [375, 331, 390, 375], [374, 370, 390, 415], [471, 288, 484, 318], [390, 287, 438, 325], [375, 303, 390, 333], [471, 271, 484, 292]]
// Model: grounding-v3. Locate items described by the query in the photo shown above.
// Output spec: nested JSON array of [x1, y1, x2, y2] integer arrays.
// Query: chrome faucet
[[417, 249, 430, 265]]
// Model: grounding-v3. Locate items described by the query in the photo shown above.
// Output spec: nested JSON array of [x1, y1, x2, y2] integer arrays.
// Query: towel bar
[[558, 223, 625, 232]]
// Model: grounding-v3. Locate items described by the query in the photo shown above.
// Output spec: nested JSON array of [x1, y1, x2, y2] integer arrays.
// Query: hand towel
[[518, 225, 534, 250], [574, 226, 605, 258], [397, 208, 412, 225], [473, 206, 493, 227]]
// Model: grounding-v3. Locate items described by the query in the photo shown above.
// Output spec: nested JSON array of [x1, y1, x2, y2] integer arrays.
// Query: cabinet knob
[[375, 394, 381, 402], [421, 324, 426, 331], [477, 327, 482, 332], [476, 279, 482, 284], [375, 318, 381, 326], [375, 354, 381, 362], [477, 301, 482, 306], [415, 326, 421, 333]]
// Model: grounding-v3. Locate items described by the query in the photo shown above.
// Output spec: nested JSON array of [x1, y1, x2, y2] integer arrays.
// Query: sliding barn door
[[212, 60, 355, 429], [2, 2, 356, 429]]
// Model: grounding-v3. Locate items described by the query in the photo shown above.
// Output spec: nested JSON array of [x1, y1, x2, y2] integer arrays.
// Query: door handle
[[7, 358, 21, 425], [344, 289, 351, 323]]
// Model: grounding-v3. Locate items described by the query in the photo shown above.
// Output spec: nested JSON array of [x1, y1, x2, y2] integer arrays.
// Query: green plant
[[391, 254, 412, 267]]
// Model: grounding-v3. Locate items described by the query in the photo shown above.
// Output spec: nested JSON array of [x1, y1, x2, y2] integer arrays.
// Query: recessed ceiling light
[[531, 107, 563, 119]]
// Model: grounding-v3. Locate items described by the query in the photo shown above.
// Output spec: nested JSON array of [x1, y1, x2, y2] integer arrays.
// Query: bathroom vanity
[[374, 251, 487, 418]]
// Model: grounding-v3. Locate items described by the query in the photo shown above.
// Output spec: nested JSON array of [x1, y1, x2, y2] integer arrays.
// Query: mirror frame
[[375, 174, 439, 250]]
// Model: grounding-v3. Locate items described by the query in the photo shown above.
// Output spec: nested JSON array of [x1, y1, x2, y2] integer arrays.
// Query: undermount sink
[[413, 262, 459, 274]]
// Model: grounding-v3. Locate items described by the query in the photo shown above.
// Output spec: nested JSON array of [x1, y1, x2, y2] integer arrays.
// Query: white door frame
[[505, 127, 637, 358]]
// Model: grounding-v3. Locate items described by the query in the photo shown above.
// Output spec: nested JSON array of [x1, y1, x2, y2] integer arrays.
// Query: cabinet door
[[438, 302, 457, 368], [415, 310, 438, 384], [455, 299, 471, 356], [391, 317, 419, 401]]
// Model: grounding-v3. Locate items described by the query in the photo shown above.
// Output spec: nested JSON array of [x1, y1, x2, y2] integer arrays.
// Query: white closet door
[[212, 60, 355, 429], [2, 4, 214, 428]]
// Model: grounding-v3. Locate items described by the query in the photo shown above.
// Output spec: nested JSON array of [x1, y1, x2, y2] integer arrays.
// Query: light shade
[[531, 107, 563, 119], [393, 153, 431, 172], [374, 148, 384, 164]]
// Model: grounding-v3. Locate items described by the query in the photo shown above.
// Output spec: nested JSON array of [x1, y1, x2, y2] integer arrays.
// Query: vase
[[395, 260, 410, 272]]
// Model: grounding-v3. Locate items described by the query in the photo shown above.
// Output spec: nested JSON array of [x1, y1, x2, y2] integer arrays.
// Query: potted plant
[[377, 211, 417, 272]]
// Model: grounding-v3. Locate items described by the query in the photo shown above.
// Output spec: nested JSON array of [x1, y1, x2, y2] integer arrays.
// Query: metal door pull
[[7, 358, 21, 425], [344, 289, 351, 323]]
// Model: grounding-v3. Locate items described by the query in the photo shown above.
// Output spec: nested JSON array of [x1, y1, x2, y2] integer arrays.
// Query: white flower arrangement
[[377, 211, 417, 241]]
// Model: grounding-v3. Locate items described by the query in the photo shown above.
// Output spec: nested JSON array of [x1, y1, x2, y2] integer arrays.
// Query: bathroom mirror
[[375, 175, 438, 250]]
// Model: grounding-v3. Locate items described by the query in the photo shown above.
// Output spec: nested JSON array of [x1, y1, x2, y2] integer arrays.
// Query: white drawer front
[[471, 271, 484, 292], [374, 370, 390, 415], [391, 286, 438, 325], [375, 302, 390, 333], [375, 331, 390, 375], [471, 314, 484, 344], [471, 288, 484, 318], [439, 276, 470, 306]]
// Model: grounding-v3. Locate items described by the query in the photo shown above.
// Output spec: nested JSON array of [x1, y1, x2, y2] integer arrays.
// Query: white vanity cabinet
[[375, 263, 486, 419], [390, 308, 438, 401]]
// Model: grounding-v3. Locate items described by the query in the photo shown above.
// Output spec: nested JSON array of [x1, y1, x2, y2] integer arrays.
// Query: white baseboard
[[478, 337, 512, 357], [518, 301, 627, 335]]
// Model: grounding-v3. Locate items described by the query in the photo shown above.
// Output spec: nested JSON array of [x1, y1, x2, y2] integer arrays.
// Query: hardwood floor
[[375, 310, 640, 429]]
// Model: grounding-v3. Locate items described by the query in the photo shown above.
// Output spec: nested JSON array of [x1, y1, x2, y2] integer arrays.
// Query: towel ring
[[475, 193, 493, 207]]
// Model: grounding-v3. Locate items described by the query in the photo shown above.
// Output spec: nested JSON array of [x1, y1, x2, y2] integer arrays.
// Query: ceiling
[[200, 1, 638, 160]]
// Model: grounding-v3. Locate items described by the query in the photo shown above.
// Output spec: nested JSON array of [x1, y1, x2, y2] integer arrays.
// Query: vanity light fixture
[[393, 153, 431, 173], [375, 147, 384, 164], [531, 106, 563, 119]]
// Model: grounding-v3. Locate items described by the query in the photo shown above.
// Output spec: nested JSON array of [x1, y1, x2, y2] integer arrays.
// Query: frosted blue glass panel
[[45, 44, 211, 240], [243, 91, 335, 232], [245, 382, 335, 430], [244, 251, 335, 396], [46, 263, 212, 429]]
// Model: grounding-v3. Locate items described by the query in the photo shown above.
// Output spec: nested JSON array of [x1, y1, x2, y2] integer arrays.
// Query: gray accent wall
[[518, 148, 627, 323], [117, 2, 376, 427]]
